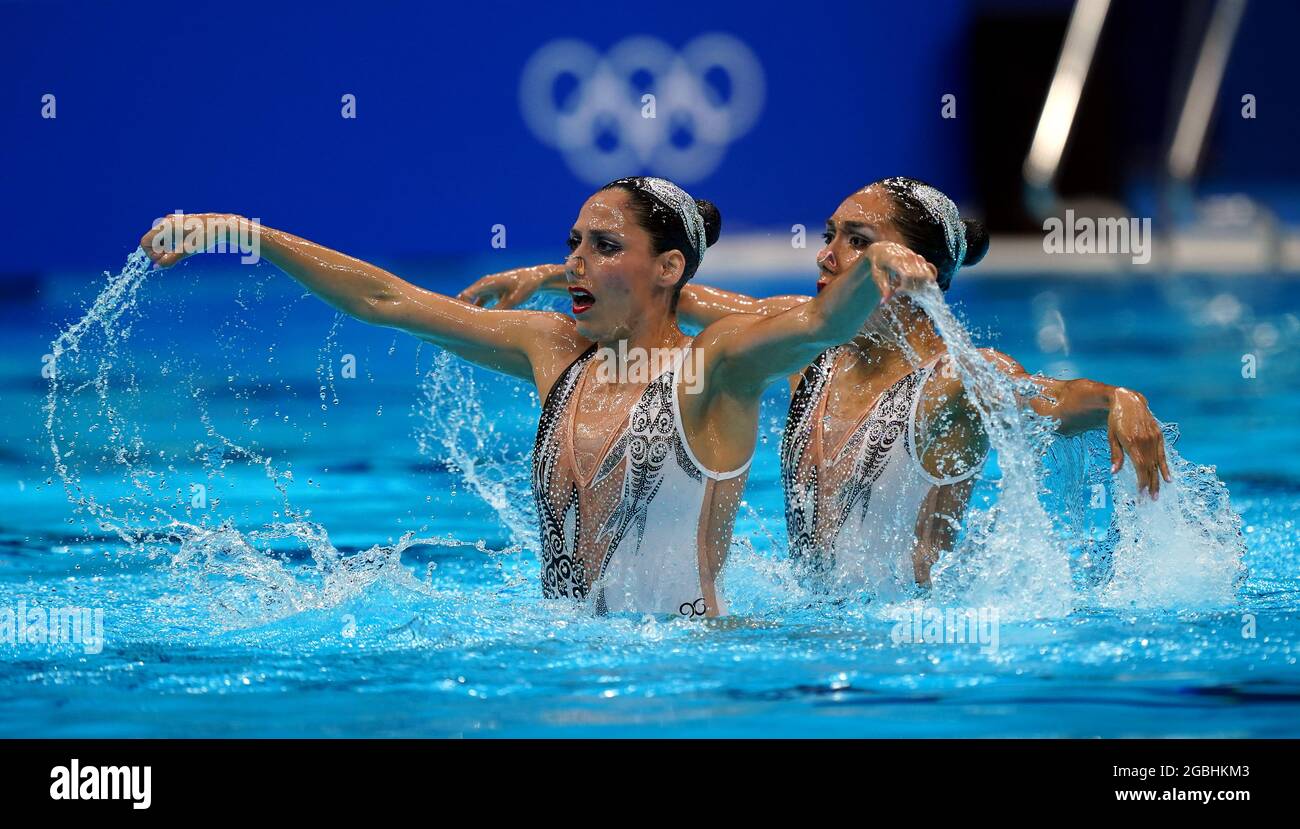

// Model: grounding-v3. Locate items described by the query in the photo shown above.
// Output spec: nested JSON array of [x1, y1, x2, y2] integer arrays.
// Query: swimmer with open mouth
[[460, 177, 1169, 600], [143, 175, 917, 617]]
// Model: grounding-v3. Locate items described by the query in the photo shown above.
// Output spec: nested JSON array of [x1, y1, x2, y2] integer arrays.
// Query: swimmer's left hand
[[1107, 389, 1172, 500], [457, 264, 566, 309], [139, 212, 244, 269]]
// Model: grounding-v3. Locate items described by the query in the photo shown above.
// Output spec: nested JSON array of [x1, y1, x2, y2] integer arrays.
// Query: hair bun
[[695, 199, 722, 248], [961, 218, 989, 267]]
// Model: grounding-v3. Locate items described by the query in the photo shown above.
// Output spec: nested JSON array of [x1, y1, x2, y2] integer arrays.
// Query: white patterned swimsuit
[[780, 348, 982, 599], [532, 343, 751, 616]]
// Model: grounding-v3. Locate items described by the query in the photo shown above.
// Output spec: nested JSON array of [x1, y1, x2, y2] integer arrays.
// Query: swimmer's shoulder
[[523, 312, 594, 396], [525, 310, 582, 339], [977, 348, 1026, 374], [921, 348, 1028, 422]]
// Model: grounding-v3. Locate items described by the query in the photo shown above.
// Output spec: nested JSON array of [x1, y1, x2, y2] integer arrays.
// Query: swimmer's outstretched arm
[[675, 286, 810, 328], [928, 349, 1172, 498], [139, 215, 586, 388], [663, 242, 931, 474], [695, 242, 929, 388], [988, 351, 1171, 497]]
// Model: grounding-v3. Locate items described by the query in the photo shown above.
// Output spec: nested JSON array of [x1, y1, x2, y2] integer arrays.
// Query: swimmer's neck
[[594, 313, 689, 358]]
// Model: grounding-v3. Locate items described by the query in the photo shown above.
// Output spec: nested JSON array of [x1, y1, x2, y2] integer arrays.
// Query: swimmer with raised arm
[[141, 176, 923, 616], [460, 177, 1170, 599]]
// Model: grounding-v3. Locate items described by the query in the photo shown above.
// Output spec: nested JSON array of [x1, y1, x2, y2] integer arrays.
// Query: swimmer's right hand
[[457, 263, 566, 309], [139, 212, 245, 269], [865, 241, 938, 303]]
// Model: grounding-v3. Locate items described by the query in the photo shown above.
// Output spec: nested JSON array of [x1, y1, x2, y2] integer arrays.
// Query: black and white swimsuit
[[532, 343, 751, 616], [780, 347, 981, 598]]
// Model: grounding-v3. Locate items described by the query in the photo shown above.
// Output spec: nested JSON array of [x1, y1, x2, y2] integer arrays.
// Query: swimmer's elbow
[[338, 294, 394, 326], [347, 280, 428, 325]]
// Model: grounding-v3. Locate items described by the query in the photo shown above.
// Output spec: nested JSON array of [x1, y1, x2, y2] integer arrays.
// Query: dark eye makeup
[[823, 227, 872, 248], [566, 232, 621, 255]]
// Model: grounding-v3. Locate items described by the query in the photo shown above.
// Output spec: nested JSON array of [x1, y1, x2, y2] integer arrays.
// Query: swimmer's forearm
[[676, 285, 809, 328], [245, 221, 550, 379], [804, 262, 882, 346], [701, 259, 881, 389], [1034, 377, 1116, 435], [530, 273, 810, 322], [250, 222, 430, 323]]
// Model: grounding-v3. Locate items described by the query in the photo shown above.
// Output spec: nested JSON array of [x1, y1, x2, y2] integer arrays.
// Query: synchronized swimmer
[[143, 176, 921, 617], [142, 175, 1169, 617], [459, 177, 1171, 601]]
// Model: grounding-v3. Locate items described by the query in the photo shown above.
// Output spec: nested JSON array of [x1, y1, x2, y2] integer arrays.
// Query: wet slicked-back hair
[[871, 176, 989, 291], [600, 176, 722, 310]]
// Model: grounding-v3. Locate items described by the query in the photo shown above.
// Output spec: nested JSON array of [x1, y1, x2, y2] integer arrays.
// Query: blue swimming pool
[[0, 254, 1296, 737]]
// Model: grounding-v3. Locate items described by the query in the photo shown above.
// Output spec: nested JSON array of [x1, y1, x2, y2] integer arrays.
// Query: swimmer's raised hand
[[457, 263, 566, 308], [865, 241, 939, 303], [139, 212, 248, 269]]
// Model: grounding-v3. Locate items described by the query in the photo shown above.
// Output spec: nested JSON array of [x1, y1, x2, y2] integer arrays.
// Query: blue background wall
[[3, 0, 1296, 277], [0, 0, 973, 273]]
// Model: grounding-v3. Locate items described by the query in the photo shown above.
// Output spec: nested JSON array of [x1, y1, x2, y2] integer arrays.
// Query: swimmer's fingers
[[898, 259, 939, 293], [1137, 411, 1166, 499], [1143, 433, 1172, 499], [154, 250, 188, 269], [147, 246, 188, 270], [139, 224, 171, 264], [1108, 388, 1167, 499], [457, 265, 564, 309], [456, 285, 496, 307], [1126, 430, 1165, 500], [1118, 431, 1154, 499], [870, 260, 894, 304], [1158, 435, 1173, 483], [1136, 448, 1156, 500], [867, 242, 937, 300], [139, 219, 190, 268], [494, 288, 527, 310], [456, 276, 508, 308]]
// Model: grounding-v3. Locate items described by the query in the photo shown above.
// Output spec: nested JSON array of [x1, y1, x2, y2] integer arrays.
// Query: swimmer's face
[[814, 186, 909, 294], [565, 188, 682, 340]]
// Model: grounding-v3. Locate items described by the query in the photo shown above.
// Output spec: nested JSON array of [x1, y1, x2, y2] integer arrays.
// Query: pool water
[[0, 254, 1296, 737]]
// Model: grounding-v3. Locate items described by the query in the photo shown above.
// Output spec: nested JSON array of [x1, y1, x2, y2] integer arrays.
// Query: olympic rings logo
[[679, 598, 708, 618], [519, 34, 765, 185]]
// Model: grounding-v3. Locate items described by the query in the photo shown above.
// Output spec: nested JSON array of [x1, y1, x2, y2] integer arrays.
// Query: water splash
[[897, 283, 1246, 617], [43, 250, 1245, 634], [413, 351, 537, 550], [1044, 428, 1246, 609], [43, 250, 502, 630], [894, 286, 1074, 619]]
